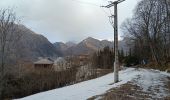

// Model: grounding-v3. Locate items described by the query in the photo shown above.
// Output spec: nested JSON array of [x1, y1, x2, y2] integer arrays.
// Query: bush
[[3, 67, 78, 99], [124, 55, 140, 67]]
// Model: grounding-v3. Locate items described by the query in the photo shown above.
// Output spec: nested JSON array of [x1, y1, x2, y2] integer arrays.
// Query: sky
[[0, 0, 139, 43]]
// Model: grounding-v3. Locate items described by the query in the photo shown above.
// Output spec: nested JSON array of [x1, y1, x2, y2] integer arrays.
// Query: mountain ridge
[[54, 37, 128, 56], [11, 25, 60, 61]]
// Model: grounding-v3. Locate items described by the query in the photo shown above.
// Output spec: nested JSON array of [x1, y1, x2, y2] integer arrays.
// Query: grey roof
[[34, 58, 54, 64]]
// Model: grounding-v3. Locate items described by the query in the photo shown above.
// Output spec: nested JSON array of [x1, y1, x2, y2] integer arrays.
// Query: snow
[[131, 68, 170, 98], [16, 68, 170, 100]]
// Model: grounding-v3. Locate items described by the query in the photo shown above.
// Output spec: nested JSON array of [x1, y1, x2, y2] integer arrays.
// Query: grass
[[88, 82, 152, 100]]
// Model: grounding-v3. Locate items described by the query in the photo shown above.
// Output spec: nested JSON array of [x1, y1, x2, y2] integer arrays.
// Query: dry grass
[[88, 82, 152, 100], [88, 81, 170, 100], [96, 69, 113, 77], [138, 61, 170, 71], [164, 77, 170, 100]]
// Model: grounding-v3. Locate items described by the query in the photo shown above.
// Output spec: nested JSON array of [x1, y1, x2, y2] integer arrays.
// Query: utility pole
[[102, 0, 125, 83]]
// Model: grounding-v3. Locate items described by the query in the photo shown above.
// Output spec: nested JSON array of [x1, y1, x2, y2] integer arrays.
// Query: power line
[[71, 0, 115, 19], [100, 7, 110, 16]]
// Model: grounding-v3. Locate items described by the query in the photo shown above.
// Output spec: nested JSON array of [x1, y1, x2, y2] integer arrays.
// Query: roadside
[[89, 68, 170, 100], [16, 68, 170, 100], [88, 82, 152, 100]]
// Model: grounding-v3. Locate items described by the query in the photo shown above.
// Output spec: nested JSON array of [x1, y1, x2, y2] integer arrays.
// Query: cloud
[[0, 0, 138, 43]]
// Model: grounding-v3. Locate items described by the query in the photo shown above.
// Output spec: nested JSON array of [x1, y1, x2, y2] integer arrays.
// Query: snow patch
[[16, 68, 170, 100], [132, 68, 170, 98]]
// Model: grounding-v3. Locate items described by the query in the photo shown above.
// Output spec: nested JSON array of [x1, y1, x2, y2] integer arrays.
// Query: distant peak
[[101, 40, 109, 42], [86, 37, 95, 40], [65, 41, 76, 47], [54, 42, 64, 44], [83, 37, 99, 42], [66, 41, 76, 44]]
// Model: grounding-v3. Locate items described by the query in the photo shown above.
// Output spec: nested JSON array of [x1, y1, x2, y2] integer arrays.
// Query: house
[[34, 58, 54, 70]]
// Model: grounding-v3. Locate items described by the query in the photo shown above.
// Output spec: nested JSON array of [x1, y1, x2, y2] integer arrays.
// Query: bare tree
[[121, 0, 170, 67], [0, 8, 22, 99]]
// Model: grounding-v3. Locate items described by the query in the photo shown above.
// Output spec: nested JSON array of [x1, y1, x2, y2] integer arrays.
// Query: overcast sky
[[0, 0, 139, 43]]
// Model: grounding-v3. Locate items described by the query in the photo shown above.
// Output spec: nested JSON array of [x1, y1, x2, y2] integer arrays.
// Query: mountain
[[14, 25, 60, 61], [53, 41, 76, 51], [65, 37, 114, 55], [54, 37, 128, 56], [53, 42, 68, 51], [65, 41, 76, 47], [53, 41, 76, 56]]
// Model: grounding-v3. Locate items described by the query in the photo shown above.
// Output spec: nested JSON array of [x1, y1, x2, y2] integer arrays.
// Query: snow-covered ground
[[16, 68, 170, 100]]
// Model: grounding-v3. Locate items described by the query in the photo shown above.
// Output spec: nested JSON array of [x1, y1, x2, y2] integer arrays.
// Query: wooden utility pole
[[102, 0, 125, 83]]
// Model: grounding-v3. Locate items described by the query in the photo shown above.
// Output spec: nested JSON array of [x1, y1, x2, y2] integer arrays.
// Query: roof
[[34, 58, 54, 64]]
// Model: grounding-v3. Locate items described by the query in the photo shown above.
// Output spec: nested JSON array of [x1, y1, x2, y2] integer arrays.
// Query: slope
[[15, 25, 60, 60], [16, 68, 170, 100]]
